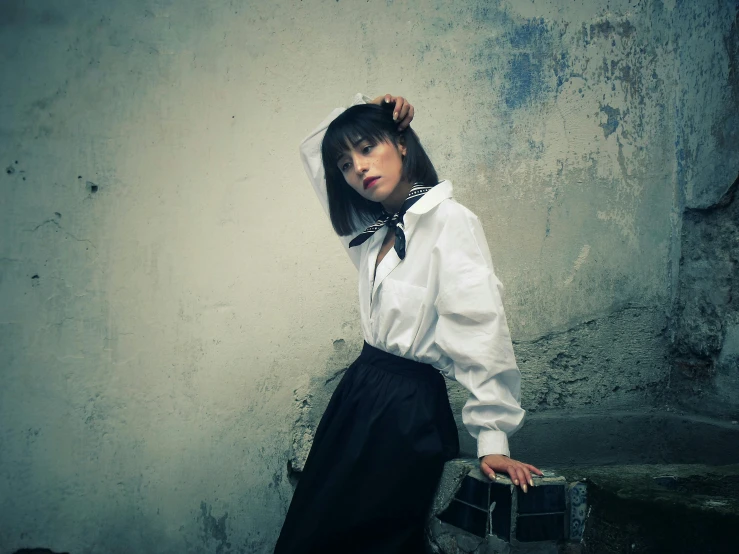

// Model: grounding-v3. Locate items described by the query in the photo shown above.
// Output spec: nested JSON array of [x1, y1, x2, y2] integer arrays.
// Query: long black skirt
[[274, 341, 460, 554]]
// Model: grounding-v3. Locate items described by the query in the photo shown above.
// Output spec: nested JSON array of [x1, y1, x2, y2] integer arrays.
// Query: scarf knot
[[348, 183, 432, 260]]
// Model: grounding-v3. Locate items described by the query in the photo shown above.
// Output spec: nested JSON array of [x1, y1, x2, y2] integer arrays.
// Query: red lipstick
[[363, 176, 379, 189]]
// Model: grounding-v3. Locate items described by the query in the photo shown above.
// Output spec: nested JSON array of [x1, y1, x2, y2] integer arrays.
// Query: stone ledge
[[430, 461, 739, 553], [561, 463, 739, 553]]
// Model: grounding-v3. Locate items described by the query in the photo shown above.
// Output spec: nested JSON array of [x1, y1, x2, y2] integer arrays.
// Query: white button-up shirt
[[299, 94, 525, 458]]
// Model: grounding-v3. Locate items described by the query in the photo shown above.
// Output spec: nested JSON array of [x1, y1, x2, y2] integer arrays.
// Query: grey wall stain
[[599, 105, 621, 138], [199, 501, 231, 554], [588, 19, 635, 40]]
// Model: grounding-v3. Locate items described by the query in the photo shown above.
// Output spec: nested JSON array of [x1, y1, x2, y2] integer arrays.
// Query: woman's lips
[[364, 176, 379, 189]]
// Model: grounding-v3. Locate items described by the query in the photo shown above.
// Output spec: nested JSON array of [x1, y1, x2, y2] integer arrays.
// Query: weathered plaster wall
[[672, 175, 739, 417], [667, 6, 739, 420], [1, 0, 737, 553]]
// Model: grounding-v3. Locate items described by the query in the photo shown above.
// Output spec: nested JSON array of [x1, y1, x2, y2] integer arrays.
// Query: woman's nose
[[353, 156, 369, 174]]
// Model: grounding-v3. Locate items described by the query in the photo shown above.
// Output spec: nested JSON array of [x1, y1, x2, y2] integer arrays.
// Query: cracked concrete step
[[561, 463, 739, 554], [429, 460, 739, 554]]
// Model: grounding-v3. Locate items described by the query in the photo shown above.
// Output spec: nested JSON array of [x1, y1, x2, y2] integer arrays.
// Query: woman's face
[[336, 137, 407, 206]]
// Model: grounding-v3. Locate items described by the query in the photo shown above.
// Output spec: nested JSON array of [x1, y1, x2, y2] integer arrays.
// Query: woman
[[274, 94, 542, 554]]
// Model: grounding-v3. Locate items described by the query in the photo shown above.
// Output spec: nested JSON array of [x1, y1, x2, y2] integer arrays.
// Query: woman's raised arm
[[298, 94, 368, 270]]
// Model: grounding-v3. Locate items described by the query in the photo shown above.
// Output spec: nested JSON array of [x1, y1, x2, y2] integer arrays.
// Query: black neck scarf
[[348, 182, 433, 260]]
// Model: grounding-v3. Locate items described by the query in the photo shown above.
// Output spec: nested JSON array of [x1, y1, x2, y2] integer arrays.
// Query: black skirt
[[274, 341, 460, 554]]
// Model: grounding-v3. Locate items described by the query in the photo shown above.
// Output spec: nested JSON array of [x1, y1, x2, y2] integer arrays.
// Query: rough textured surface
[[430, 459, 480, 517], [671, 176, 739, 418], [561, 464, 739, 553], [428, 463, 739, 553], [490, 307, 669, 414], [1, 1, 738, 553], [288, 338, 361, 474]]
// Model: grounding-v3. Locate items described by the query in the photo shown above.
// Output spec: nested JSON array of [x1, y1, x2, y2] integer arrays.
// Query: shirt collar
[[405, 180, 453, 216]]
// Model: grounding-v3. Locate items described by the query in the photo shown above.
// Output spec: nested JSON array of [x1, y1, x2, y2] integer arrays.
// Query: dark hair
[[321, 103, 439, 236]]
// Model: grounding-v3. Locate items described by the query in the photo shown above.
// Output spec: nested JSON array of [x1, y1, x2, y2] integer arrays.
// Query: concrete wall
[[1, 1, 737, 553]]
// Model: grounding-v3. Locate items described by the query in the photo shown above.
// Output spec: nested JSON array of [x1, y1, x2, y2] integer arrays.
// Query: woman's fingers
[[513, 466, 529, 492], [522, 467, 533, 487], [504, 464, 531, 492], [393, 96, 413, 122], [480, 460, 496, 480], [392, 97, 413, 126], [513, 465, 534, 489], [509, 466, 521, 486], [399, 105, 414, 130], [480, 455, 542, 492], [372, 94, 414, 129], [392, 97, 406, 121], [398, 99, 410, 121]]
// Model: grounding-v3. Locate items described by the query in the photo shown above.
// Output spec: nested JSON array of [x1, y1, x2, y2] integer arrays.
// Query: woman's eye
[[341, 162, 351, 172], [362, 145, 373, 154]]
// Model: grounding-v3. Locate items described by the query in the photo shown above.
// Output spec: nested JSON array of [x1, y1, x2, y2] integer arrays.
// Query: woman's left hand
[[480, 454, 544, 493], [369, 94, 414, 130]]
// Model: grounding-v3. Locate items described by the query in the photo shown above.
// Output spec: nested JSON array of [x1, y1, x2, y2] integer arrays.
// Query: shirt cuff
[[477, 429, 510, 459], [351, 93, 372, 106]]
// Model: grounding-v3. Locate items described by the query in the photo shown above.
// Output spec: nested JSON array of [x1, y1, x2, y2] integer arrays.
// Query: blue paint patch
[[504, 53, 547, 109], [602, 56, 610, 80], [553, 51, 570, 89], [582, 23, 590, 46], [599, 105, 621, 138], [528, 139, 545, 159], [472, 13, 564, 110], [509, 18, 549, 48]]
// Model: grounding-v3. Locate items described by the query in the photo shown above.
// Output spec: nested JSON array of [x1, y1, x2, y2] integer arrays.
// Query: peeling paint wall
[[1, 0, 737, 553]]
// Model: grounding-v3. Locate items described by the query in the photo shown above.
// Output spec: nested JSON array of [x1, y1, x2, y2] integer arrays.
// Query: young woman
[[274, 94, 542, 554]]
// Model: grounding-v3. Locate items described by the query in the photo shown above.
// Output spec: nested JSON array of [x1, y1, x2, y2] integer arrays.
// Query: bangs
[[322, 105, 395, 166], [318, 102, 438, 236]]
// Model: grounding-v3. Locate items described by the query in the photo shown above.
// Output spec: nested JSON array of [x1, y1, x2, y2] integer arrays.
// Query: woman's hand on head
[[370, 94, 414, 131], [480, 454, 544, 493]]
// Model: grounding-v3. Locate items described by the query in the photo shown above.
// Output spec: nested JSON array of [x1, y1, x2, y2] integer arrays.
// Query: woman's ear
[[397, 135, 407, 158]]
